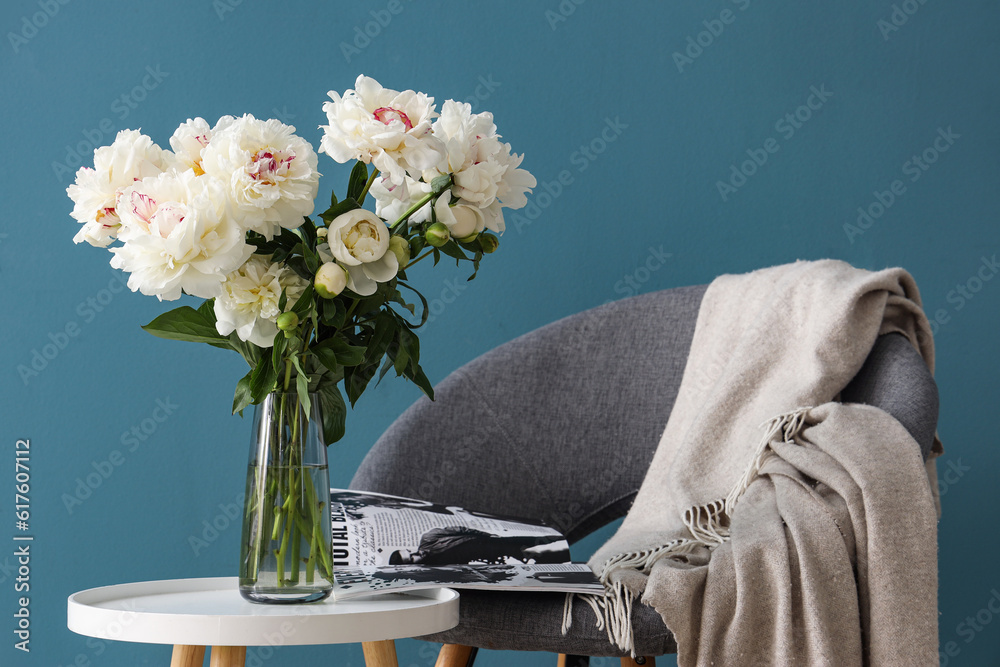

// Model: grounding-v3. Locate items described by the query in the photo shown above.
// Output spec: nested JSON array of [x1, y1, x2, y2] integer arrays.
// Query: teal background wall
[[1, 0, 997, 665]]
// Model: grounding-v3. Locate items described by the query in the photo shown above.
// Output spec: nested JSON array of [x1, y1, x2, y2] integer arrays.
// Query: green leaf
[[389, 289, 415, 315], [271, 332, 288, 373], [290, 285, 315, 319], [347, 161, 369, 202], [439, 240, 469, 265], [301, 242, 320, 274], [467, 250, 484, 282], [321, 298, 346, 328], [197, 299, 216, 321], [393, 328, 413, 376], [291, 355, 310, 420], [232, 370, 253, 415], [142, 306, 229, 346], [317, 380, 347, 445], [408, 364, 435, 400], [229, 333, 262, 367], [408, 234, 426, 258], [396, 281, 429, 327], [320, 198, 360, 223], [313, 337, 366, 371], [376, 354, 395, 386], [284, 256, 312, 281], [249, 354, 278, 404], [344, 364, 376, 406], [299, 216, 318, 248], [401, 326, 420, 368], [364, 311, 397, 364]]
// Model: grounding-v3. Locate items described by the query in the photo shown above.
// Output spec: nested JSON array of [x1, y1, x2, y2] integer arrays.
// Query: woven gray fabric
[[351, 285, 708, 542], [840, 332, 939, 460], [349, 284, 939, 657]]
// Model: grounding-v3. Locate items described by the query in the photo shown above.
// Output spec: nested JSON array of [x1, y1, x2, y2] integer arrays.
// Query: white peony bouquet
[[68, 75, 536, 446]]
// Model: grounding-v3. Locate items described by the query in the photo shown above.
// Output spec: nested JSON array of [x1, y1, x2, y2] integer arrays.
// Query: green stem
[[357, 168, 379, 205], [290, 521, 301, 581], [344, 298, 360, 323], [391, 192, 436, 230], [305, 531, 317, 584], [405, 250, 434, 269]]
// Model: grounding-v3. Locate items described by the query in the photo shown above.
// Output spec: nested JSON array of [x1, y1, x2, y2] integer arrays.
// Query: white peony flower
[[67, 129, 168, 247], [201, 114, 320, 240], [110, 170, 252, 301], [167, 117, 213, 175], [369, 174, 432, 225], [492, 144, 535, 211], [321, 208, 398, 297], [213, 255, 307, 347], [423, 101, 536, 233], [319, 75, 443, 185], [434, 191, 484, 239]]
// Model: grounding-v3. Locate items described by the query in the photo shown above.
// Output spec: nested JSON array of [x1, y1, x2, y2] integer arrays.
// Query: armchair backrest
[[351, 285, 938, 543]]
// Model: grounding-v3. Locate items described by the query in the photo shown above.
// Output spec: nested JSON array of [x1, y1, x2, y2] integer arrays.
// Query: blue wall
[[2, 0, 997, 665]]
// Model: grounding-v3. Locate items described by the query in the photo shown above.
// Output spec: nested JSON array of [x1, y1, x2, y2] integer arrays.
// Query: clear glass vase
[[239, 392, 334, 603]]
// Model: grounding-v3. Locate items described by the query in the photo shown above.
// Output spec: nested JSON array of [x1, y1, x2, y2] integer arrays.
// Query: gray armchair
[[350, 285, 939, 665]]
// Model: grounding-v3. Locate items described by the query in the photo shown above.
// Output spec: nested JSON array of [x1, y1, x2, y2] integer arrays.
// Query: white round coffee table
[[67, 576, 459, 666]]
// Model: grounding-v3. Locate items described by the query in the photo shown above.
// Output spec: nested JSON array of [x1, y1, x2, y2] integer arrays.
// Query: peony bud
[[478, 233, 499, 254], [425, 222, 450, 247], [316, 227, 329, 239], [276, 311, 299, 331], [388, 235, 411, 269], [315, 262, 349, 299]]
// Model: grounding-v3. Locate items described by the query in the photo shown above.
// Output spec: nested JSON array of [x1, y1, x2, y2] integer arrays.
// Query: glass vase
[[239, 392, 334, 603]]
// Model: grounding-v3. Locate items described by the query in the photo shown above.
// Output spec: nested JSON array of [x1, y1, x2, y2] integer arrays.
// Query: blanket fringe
[[566, 406, 814, 655]]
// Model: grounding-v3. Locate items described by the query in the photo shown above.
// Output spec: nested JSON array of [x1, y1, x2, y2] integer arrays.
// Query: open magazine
[[329, 488, 603, 599]]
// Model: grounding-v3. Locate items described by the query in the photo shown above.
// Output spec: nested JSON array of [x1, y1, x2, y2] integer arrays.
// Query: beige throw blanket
[[582, 260, 942, 665]]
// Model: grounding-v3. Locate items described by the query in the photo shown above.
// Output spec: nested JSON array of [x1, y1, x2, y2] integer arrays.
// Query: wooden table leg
[[170, 645, 205, 667], [209, 645, 247, 666], [362, 639, 399, 667], [436, 644, 476, 666]]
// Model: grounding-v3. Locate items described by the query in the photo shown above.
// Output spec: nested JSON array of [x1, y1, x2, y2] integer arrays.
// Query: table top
[[67, 577, 459, 647]]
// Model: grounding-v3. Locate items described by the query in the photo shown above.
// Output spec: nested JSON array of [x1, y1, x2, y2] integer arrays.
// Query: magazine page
[[329, 489, 602, 597], [330, 488, 571, 568], [333, 563, 604, 599]]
